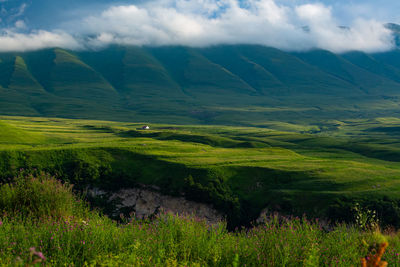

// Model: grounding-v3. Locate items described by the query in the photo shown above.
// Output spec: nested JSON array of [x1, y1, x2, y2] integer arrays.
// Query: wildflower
[[36, 252, 46, 261], [29, 247, 46, 264], [361, 242, 388, 267], [0, 220, 2, 226]]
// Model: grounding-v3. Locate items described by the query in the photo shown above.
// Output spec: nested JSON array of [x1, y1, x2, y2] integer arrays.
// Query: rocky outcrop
[[89, 187, 224, 225]]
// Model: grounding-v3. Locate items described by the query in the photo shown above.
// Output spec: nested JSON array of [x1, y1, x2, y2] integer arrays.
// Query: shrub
[[353, 203, 379, 231], [0, 172, 88, 220]]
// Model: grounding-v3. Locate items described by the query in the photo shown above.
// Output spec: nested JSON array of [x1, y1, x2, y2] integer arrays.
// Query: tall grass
[[0, 171, 88, 219], [1, 173, 400, 266]]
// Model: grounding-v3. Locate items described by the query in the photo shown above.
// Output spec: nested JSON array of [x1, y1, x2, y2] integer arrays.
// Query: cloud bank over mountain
[[0, 0, 397, 53]]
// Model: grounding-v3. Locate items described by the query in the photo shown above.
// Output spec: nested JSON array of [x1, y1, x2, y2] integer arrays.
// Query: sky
[[0, 0, 399, 53]]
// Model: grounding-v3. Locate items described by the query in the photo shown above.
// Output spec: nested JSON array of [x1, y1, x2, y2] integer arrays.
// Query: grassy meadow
[[2, 115, 400, 265], [0, 115, 400, 228], [0, 172, 400, 266]]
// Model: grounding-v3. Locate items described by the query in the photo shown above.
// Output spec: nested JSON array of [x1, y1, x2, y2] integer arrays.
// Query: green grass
[[0, 172, 88, 220], [0, 121, 48, 144], [1, 116, 400, 228], [2, 173, 400, 266]]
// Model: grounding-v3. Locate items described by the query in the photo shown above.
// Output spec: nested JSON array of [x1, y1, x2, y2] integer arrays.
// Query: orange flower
[[361, 242, 388, 267]]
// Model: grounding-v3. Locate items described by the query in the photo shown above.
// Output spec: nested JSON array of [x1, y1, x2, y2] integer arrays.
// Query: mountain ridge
[[2, 45, 400, 125]]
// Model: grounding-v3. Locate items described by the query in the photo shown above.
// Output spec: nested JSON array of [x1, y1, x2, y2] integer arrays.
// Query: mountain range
[[2, 44, 400, 125]]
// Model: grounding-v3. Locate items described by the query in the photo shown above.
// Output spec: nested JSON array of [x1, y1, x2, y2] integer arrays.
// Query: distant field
[[1, 115, 400, 227]]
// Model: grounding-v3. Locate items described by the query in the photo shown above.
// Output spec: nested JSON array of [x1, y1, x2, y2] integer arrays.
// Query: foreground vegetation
[[1, 172, 399, 266]]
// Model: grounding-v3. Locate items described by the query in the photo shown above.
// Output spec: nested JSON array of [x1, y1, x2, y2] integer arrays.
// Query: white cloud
[[79, 0, 309, 49], [14, 20, 26, 29], [0, 30, 81, 52], [296, 3, 332, 24], [295, 3, 394, 52], [0, 0, 396, 53]]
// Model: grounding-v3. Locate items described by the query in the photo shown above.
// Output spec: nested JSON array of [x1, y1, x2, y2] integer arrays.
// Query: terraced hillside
[[2, 46, 400, 125], [2, 116, 400, 227]]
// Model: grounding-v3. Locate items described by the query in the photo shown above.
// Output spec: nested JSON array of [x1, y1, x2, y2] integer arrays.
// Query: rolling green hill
[[0, 120, 47, 144], [2, 116, 400, 228], [1, 45, 400, 125]]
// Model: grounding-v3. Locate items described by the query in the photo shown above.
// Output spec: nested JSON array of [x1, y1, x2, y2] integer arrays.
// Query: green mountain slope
[[22, 49, 57, 93], [0, 55, 14, 89], [0, 55, 45, 116], [79, 46, 191, 117], [9, 56, 47, 96], [373, 50, 400, 72], [78, 46, 126, 92], [148, 46, 257, 97], [341, 51, 400, 93], [232, 45, 359, 96], [122, 47, 182, 96], [200, 45, 288, 95], [293, 50, 400, 95], [1, 45, 400, 124], [49, 49, 119, 101]]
